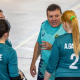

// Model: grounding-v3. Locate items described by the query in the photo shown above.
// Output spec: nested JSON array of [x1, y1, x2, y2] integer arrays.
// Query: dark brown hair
[[46, 4, 62, 15], [0, 19, 11, 38]]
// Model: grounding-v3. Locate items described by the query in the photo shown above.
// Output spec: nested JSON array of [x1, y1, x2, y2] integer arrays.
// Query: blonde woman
[[44, 10, 80, 80]]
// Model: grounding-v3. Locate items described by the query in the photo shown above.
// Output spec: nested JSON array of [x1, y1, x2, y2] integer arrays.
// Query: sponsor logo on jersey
[[42, 33, 45, 36], [54, 34, 59, 39]]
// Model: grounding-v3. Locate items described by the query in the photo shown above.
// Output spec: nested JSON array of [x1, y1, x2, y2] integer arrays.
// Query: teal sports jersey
[[37, 20, 66, 80], [5, 39, 12, 47], [37, 20, 66, 63], [46, 33, 80, 77], [0, 43, 19, 80]]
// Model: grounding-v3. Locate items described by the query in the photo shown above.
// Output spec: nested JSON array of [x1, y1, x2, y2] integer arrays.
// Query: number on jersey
[[69, 53, 79, 69]]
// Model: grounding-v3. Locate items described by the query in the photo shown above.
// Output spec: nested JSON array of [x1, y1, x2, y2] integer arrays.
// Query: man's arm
[[30, 42, 41, 77], [32, 42, 41, 62]]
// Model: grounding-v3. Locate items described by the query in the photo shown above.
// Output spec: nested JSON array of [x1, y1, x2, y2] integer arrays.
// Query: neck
[[67, 29, 72, 33], [0, 39, 5, 44]]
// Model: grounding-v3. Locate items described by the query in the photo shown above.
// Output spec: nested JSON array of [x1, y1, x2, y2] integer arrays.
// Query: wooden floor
[[0, 0, 80, 80]]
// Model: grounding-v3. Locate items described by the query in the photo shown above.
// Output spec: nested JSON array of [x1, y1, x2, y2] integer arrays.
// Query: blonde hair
[[61, 10, 79, 56]]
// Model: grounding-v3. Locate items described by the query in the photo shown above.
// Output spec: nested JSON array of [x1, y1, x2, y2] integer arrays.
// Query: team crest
[[54, 34, 59, 39]]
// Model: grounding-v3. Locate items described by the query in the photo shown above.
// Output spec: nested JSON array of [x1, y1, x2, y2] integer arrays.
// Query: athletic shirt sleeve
[[46, 38, 59, 74], [8, 49, 19, 77], [37, 25, 42, 45]]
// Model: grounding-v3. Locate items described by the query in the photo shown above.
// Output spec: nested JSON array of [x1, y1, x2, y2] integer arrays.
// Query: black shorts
[[55, 77, 80, 80]]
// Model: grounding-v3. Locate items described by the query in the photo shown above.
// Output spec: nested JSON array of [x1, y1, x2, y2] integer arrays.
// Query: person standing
[[30, 4, 66, 80], [44, 10, 80, 80]]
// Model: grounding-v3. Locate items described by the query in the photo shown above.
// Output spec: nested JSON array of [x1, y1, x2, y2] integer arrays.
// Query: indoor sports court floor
[[0, 0, 80, 80]]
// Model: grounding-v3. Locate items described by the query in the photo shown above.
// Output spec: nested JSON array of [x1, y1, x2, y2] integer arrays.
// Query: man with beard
[[30, 4, 66, 80]]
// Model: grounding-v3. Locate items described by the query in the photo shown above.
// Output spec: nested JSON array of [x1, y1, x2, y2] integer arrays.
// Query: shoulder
[[6, 45, 17, 59], [5, 39, 12, 47], [3, 44, 15, 54], [41, 20, 48, 24], [56, 33, 68, 40], [41, 20, 49, 29], [55, 33, 72, 45], [41, 20, 48, 26], [53, 34, 68, 47]]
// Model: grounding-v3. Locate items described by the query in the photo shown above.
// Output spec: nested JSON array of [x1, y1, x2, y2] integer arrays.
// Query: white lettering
[[0, 54, 2, 61], [64, 43, 73, 49]]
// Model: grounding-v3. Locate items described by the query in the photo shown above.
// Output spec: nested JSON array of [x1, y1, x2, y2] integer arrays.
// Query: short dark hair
[[0, 19, 11, 38], [0, 9, 3, 12], [46, 4, 62, 15]]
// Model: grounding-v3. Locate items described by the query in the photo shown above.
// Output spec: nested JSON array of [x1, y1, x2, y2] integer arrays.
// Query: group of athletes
[[0, 3, 80, 80]]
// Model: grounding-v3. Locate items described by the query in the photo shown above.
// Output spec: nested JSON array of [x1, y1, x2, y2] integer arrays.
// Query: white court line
[[14, 32, 39, 50], [72, 4, 80, 10], [14, 3, 80, 50]]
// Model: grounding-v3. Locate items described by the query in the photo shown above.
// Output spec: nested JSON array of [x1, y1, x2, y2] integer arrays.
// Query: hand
[[30, 63, 37, 77], [41, 41, 52, 50], [19, 71, 24, 79]]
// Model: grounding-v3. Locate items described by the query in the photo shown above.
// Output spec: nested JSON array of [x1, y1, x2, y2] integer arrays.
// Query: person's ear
[[4, 32, 8, 37], [4, 32, 9, 40]]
